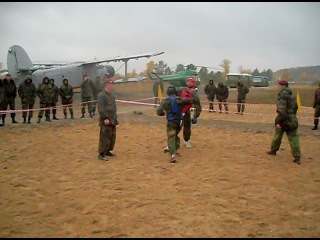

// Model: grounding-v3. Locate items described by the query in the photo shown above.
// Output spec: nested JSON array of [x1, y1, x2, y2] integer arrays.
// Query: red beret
[[278, 79, 288, 86]]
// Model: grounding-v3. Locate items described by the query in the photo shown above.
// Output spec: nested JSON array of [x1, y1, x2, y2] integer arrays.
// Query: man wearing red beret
[[267, 79, 301, 164]]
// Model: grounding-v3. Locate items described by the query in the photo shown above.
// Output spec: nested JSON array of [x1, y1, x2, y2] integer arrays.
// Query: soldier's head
[[43, 77, 50, 84], [186, 77, 196, 88], [167, 85, 177, 96], [50, 79, 55, 85], [95, 76, 100, 82], [239, 82, 243, 87], [104, 77, 115, 92], [278, 79, 288, 87], [209, 79, 214, 84], [25, 75, 32, 84], [83, 75, 89, 81], [5, 73, 12, 80], [63, 79, 68, 85], [218, 82, 223, 87]]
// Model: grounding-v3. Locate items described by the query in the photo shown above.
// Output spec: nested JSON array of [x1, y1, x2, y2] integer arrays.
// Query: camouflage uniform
[[0, 80, 5, 126], [178, 86, 202, 145], [236, 82, 249, 114], [92, 76, 103, 116], [2, 76, 18, 124], [204, 79, 217, 112], [37, 77, 55, 123], [216, 82, 229, 113], [18, 76, 37, 123], [80, 76, 94, 118], [50, 79, 60, 120], [269, 84, 301, 164], [312, 83, 320, 130], [153, 78, 164, 105], [157, 91, 192, 162], [97, 88, 118, 158], [59, 79, 74, 119]]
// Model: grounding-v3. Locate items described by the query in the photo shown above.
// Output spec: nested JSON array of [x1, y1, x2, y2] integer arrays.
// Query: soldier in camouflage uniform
[[97, 78, 118, 161], [236, 82, 249, 115], [216, 82, 229, 114], [157, 85, 193, 163], [92, 76, 103, 116], [18, 75, 37, 124], [0, 79, 5, 127], [267, 79, 301, 165], [80, 74, 94, 118], [312, 82, 320, 130], [178, 77, 202, 148], [59, 78, 74, 119], [37, 77, 55, 123], [50, 79, 60, 120], [204, 78, 217, 112], [2, 73, 19, 124]]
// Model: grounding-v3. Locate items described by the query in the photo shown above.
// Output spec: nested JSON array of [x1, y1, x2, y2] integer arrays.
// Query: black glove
[[191, 117, 197, 124]]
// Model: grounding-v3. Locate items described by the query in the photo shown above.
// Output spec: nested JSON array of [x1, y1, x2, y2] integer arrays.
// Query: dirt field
[[0, 81, 319, 238]]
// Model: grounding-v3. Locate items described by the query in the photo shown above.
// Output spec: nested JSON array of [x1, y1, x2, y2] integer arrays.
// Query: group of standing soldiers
[[0, 74, 103, 126]]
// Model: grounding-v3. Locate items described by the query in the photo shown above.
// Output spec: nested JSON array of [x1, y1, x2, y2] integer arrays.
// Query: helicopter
[[147, 65, 222, 87]]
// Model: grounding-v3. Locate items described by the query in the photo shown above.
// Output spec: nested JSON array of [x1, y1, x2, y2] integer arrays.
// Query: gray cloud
[[1, 2, 319, 74]]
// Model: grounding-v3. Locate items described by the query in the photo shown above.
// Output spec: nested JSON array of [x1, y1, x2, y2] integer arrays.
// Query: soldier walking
[[59, 78, 74, 119], [267, 79, 301, 165], [18, 75, 37, 124]]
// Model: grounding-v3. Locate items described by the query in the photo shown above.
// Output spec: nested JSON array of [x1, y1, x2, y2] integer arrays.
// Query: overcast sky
[[1, 2, 319, 74]]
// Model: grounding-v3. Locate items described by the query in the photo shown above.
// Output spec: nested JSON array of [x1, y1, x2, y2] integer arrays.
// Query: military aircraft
[[5, 45, 164, 88]]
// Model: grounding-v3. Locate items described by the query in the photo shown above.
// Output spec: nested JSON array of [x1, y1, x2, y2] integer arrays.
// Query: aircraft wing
[[78, 51, 164, 66], [114, 76, 147, 84]]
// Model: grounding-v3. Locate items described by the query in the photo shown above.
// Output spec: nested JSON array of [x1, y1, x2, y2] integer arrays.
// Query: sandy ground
[[0, 81, 319, 238]]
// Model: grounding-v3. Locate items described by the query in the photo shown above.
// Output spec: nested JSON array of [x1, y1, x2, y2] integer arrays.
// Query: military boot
[[37, 117, 41, 123], [267, 150, 277, 155], [53, 114, 59, 120], [312, 119, 318, 130], [293, 157, 301, 165], [12, 118, 19, 123], [45, 116, 51, 122], [81, 113, 85, 118], [89, 112, 93, 118], [28, 117, 32, 124], [64, 113, 67, 119], [70, 109, 74, 119], [170, 154, 176, 163], [23, 118, 27, 124]]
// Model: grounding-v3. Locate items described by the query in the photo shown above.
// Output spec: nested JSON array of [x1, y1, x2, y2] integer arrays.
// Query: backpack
[[166, 96, 182, 121]]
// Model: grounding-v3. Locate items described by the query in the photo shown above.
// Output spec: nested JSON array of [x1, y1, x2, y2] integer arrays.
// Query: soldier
[[92, 76, 103, 116], [311, 82, 320, 130], [97, 77, 118, 161], [236, 81, 249, 115], [18, 75, 37, 124], [59, 78, 74, 119], [2, 73, 19, 124], [157, 85, 193, 163], [50, 79, 60, 120], [0, 79, 5, 127], [37, 77, 55, 123], [178, 77, 202, 148], [153, 76, 164, 107], [216, 82, 229, 114], [80, 74, 94, 118], [267, 79, 301, 165], [204, 78, 217, 112]]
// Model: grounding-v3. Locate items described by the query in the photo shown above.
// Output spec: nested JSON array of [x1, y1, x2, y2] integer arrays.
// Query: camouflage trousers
[[217, 98, 228, 112], [62, 100, 74, 117], [98, 124, 116, 155], [51, 101, 58, 116], [270, 128, 301, 157], [207, 96, 215, 110], [167, 119, 183, 155], [38, 102, 51, 119], [81, 96, 93, 114], [2, 97, 16, 120], [237, 98, 246, 113], [182, 111, 191, 142], [21, 101, 35, 119]]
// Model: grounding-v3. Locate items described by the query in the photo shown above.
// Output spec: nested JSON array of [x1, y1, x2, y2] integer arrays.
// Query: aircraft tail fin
[[7, 45, 33, 82]]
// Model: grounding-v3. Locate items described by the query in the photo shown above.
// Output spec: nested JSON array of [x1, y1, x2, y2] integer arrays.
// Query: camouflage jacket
[[3, 78, 17, 99], [237, 85, 249, 100], [216, 84, 229, 100], [313, 87, 320, 107], [93, 81, 103, 99], [18, 80, 37, 104], [0, 80, 5, 104], [97, 90, 118, 126], [204, 83, 217, 98], [177, 87, 202, 118], [275, 87, 298, 130], [51, 84, 60, 102], [80, 79, 94, 98], [38, 83, 55, 104], [59, 83, 74, 100]]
